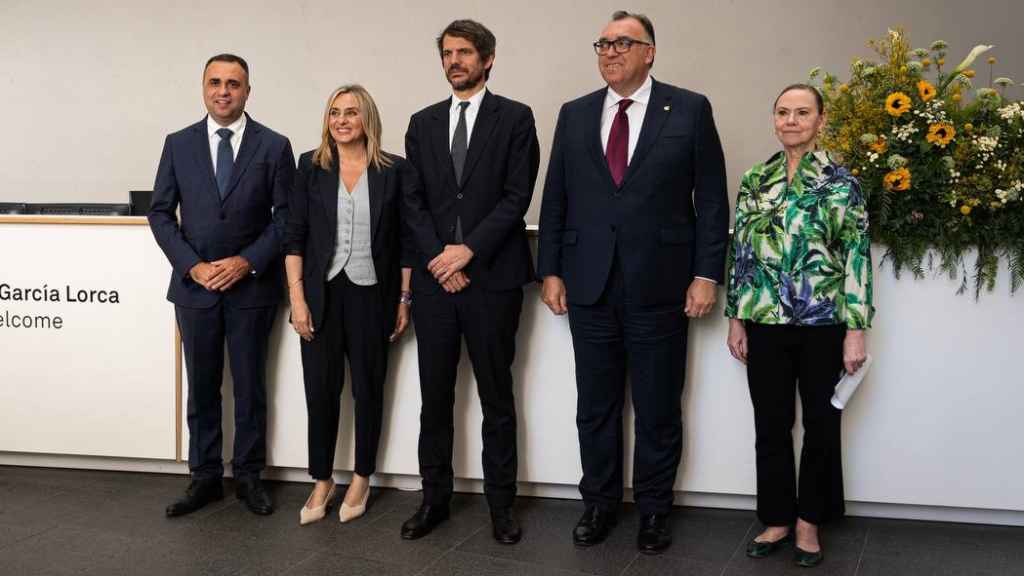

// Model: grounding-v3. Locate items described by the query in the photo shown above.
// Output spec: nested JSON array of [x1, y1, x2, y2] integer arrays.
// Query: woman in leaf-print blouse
[[724, 84, 874, 568]]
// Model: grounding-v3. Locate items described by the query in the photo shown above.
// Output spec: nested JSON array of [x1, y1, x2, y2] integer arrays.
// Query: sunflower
[[885, 92, 912, 117], [869, 137, 888, 153], [917, 80, 937, 102], [926, 123, 956, 147], [883, 167, 911, 191]]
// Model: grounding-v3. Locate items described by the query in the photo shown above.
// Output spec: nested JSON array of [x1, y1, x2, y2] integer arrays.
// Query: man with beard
[[401, 19, 539, 544], [538, 12, 729, 554]]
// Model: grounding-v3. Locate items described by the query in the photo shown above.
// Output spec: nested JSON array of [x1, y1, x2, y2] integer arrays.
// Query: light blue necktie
[[215, 128, 234, 199]]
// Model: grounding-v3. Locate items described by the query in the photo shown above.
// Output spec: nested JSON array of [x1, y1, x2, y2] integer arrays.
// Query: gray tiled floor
[[0, 466, 1021, 575]]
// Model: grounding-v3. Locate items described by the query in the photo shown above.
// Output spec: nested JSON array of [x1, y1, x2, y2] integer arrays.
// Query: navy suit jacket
[[537, 79, 729, 306], [403, 90, 539, 294], [149, 113, 295, 309]]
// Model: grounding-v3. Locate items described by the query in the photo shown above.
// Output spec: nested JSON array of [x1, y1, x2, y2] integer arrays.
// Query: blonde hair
[[313, 84, 392, 171]]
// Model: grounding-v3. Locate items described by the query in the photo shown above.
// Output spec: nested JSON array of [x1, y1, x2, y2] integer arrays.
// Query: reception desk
[[2, 215, 1022, 525]]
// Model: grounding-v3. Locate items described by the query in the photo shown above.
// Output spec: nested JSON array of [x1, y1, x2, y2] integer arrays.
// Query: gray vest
[[327, 171, 377, 285]]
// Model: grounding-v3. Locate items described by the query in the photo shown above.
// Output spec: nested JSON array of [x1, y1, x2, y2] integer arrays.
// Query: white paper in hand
[[831, 354, 873, 410]]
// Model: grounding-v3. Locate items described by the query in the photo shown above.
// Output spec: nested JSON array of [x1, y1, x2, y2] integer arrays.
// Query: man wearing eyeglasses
[[538, 11, 729, 554]]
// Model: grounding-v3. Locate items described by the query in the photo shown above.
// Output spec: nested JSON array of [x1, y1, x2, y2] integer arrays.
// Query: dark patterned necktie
[[215, 128, 234, 199], [605, 99, 632, 187], [451, 101, 470, 185]]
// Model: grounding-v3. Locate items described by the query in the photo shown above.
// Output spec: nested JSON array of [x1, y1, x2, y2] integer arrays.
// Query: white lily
[[941, 44, 994, 91]]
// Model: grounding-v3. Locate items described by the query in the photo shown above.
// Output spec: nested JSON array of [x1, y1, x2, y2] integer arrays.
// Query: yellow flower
[[852, 168, 860, 176], [960, 205, 972, 215], [869, 137, 888, 153], [963, 69, 976, 78], [922, 58, 932, 68], [884, 167, 912, 191], [839, 84, 849, 93], [937, 58, 945, 66], [988, 56, 997, 65], [926, 123, 956, 147], [952, 93, 962, 103], [885, 92, 912, 116], [963, 123, 973, 133], [917, 80, 937, 102]]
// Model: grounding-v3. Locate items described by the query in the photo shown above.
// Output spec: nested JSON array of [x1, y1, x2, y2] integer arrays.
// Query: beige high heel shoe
[[299, 483, 336, 525], [339, 483, 370, 523]]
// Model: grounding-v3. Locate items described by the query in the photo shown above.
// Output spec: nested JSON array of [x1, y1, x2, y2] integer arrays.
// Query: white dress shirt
[[448, 87, 487, 150], [600, 74, 652, 163], [207, 114, 246, 173]]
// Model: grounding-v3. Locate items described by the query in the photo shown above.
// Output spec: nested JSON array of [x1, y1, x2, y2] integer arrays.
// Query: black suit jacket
[[537, 79, 729, 306], [403, 90, 540, 294], [149, 113, 295, 309], [284, 150, 416, 332]]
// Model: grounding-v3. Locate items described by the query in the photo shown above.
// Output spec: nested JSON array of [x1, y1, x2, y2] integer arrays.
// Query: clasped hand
[[189, 256, 251, 292], [428, 244, 473, 293]]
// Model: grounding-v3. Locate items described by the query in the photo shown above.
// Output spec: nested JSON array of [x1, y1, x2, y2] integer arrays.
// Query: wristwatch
[[399, 291, 413, 305]]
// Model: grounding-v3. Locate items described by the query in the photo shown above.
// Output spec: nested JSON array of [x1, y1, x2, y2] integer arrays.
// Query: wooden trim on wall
[[174, 326, 183, 463], [0, 215, 148, 226]]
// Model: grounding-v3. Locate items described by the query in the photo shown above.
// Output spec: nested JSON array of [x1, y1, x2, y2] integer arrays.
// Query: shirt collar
[[451, 87, 487, 113], [605, 74, 653, 110], [207, 113, 246, 138]]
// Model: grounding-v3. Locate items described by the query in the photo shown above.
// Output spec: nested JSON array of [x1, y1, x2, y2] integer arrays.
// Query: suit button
[[219, 213, 226, 221], [457, 193, 464, 200], [610, 225, 617, 232]]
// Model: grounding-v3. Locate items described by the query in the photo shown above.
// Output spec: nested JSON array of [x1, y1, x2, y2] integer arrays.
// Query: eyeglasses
[[593, 37, 651, 55]]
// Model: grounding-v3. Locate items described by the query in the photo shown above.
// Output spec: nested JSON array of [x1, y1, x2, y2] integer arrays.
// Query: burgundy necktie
[[605, 98, 632, 187]]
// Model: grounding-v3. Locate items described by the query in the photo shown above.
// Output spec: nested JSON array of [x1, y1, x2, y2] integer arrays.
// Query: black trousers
[[412, 283, 523, 510], [176, 302, 276, 480], [745, 322, 846, 526], [567, 258, 688, 515], [300, 271, 388, 479]]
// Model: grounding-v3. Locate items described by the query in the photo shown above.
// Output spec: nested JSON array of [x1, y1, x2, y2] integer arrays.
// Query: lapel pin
[[663, 105, 671, 111]]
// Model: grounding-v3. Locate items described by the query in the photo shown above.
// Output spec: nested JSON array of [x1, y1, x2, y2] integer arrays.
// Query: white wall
[[2, 0, 1022, 222]]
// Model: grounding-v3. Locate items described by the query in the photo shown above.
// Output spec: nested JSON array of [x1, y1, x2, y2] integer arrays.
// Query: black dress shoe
[[235, 476, 274, 516], [572, 505, 617, 547], [746, 532, 793, 558], [794, 546, 824, 567], [490, 507, 522, 544], [400, 504, 449, 540], [637, 513, 671, 554], [166, 478, 223, 517]]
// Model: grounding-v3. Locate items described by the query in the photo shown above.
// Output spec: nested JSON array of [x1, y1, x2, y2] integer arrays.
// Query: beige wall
[[1, 0, 1020, 222]]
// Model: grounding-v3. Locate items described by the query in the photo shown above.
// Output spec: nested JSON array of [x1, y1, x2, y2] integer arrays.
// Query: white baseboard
[[3, 452, 1022, 527]]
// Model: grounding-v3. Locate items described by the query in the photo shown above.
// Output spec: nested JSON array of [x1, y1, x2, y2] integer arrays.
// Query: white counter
[[2, 216, 1022, 524]]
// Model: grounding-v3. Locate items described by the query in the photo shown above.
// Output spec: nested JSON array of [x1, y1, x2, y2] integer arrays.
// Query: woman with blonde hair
[[285, 84, 417, 524]]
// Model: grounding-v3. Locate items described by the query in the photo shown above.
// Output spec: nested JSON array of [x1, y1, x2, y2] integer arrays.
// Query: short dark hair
[[204, 53, 250, 78], [611, 10, 655, 45], [774, 83, 824, 114], [436, 19, 497, 80]]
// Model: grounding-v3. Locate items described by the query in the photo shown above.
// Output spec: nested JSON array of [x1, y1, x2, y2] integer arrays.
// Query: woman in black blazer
[[284, 84, 416, 525]]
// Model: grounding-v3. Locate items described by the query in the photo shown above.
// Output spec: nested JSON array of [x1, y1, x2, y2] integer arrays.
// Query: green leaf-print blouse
[[725, 150, 874, 329]]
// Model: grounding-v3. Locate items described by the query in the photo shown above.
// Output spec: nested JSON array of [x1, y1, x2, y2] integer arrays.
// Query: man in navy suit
[[149, 54, 295, 517], [401, 19, 539, 544], [538, 12, 729, 554]]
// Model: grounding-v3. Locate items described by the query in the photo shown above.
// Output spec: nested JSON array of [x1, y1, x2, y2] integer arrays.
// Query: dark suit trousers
[[412, 283, 523, 510], [567, 257, 688, 515], [745, 322, 846, 526], [300, 271, 388, 479], [176, 302, 276, 480]]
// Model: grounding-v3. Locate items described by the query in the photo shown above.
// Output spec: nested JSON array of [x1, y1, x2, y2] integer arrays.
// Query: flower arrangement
[[812, 29, 1024, 296]]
